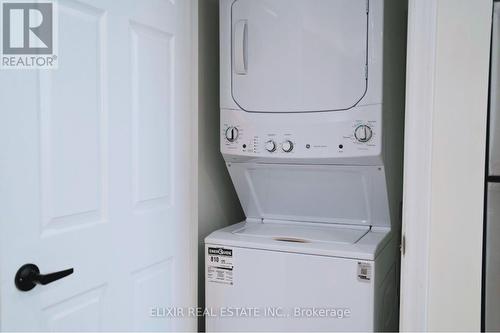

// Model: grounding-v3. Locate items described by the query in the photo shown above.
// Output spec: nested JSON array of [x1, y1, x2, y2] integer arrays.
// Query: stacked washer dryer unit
[[206, 0, 407, 331]]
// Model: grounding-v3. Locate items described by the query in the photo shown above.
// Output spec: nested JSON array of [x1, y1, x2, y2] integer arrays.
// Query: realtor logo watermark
[[1, 0, 58, 69]]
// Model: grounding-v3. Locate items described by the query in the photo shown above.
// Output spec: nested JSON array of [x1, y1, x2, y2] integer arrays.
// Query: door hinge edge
[[400, 234, 406, 256]]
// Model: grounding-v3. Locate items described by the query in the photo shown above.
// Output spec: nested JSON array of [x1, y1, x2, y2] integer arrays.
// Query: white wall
[[197, 0, 245, 330], [400, 0, 492, 330], [428, 0, 491, 329]]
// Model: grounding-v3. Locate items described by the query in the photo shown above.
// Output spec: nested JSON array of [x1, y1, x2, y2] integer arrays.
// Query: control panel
[[221, 107, 382, 160]]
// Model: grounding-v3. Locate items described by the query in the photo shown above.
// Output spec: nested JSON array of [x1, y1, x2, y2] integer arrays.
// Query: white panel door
[[0, 0, 195, 331], [231, 0, 368, 113]]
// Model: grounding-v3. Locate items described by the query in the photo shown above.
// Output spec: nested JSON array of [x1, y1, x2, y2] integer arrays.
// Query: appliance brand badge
[[208, 247, 232, 257]]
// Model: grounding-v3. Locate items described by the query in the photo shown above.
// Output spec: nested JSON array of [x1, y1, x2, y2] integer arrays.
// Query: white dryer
[[206, 0, 407, 331]]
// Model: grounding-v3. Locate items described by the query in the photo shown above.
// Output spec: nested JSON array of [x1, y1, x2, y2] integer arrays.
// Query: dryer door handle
[[234, 20, 248, 75]]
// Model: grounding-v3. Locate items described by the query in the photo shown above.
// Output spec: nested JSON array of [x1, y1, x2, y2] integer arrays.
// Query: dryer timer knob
[[225, 126, 239, 142], [354, 125, 373, 143]]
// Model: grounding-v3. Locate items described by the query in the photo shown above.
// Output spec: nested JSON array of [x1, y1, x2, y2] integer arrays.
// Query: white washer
[[206, 0, 407, 331], [206, 222, 398, 331]]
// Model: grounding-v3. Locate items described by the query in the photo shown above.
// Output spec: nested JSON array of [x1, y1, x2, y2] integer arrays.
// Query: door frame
[[189, 0, 199, 331], [399, 0, 437, 329], [400, 0, 492, 330]]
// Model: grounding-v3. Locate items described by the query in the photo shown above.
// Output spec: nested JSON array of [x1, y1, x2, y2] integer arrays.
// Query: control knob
[[265, 140, 276, 152], [281, 140, 294, 153], [225, 126, 239, 142], [354, 125, 373, 143]]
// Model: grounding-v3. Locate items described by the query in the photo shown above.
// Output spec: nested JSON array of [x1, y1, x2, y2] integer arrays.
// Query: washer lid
[[231, 0, 369, 113], [233, 222, 370, 245], [226, 163, 391, 228], [205, 222, 392, 260]]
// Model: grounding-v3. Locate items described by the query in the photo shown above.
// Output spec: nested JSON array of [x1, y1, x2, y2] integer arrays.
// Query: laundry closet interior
[[0, 0, 492, 331], [198, 0, 408, 331]]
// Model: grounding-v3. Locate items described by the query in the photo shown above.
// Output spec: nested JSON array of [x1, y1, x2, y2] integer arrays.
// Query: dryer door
[[231, 0, 368, 113]]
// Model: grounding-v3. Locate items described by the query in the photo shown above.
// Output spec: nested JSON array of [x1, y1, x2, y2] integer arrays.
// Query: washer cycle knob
[[354, 125, 373, 143], [281, 140, 294, 153], [265, 140, 276, 152], [225, 126, 239, 142]]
